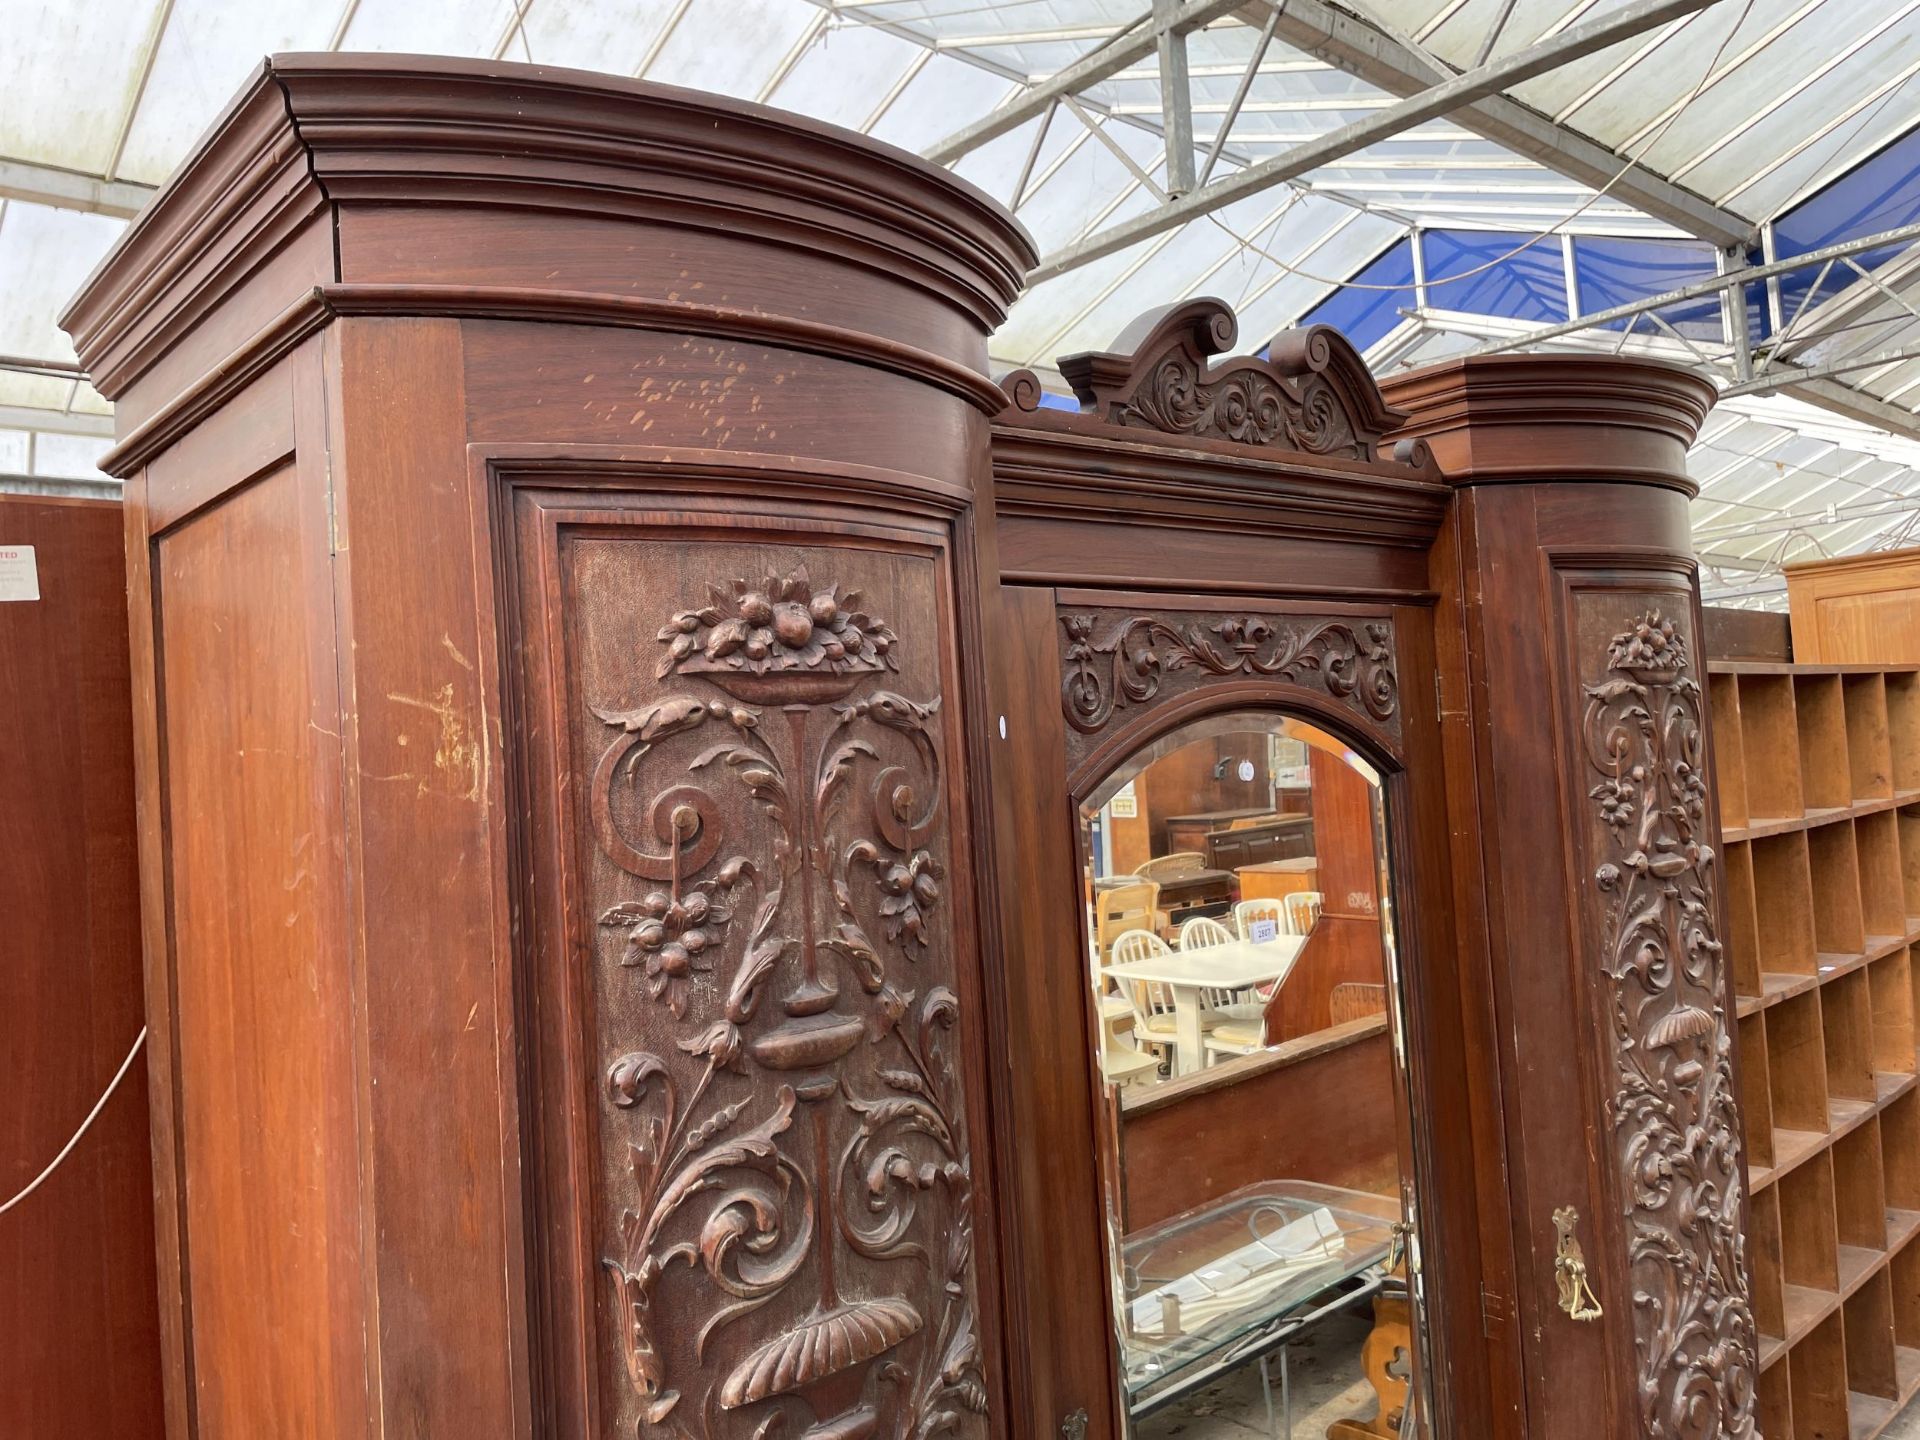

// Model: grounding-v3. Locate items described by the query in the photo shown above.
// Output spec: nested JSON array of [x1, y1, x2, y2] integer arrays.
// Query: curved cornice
[[62, 54, 1036, 402], [98, 283, 1015, 477], [1380, 353, 1717, 495]]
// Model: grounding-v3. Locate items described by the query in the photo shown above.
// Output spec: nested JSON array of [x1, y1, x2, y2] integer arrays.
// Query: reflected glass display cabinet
[[64, 54, 1756, 1440]]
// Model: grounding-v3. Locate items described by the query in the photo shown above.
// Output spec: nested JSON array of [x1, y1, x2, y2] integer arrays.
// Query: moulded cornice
[[1780, 549, 1920, 578], [59, 66, 327, 399], [63, 54, 1037, 404], [98, 279, 1025, 478], [990, 421, 1452, 552], [1380, 353, 1716, 495], [268, 55, 1032, 321]]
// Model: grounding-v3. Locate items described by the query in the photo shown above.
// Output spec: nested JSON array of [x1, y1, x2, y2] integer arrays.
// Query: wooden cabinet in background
[[1786, 547, 1920, 663], [0, 496, 163, 1439], [1237, 857, 1320, 902], [1162, 805, 1271, 855], [1205, 813, 1315, 869]]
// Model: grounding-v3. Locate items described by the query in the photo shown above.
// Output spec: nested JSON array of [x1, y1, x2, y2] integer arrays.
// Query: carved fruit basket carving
[[570, 544, 985, 1440]]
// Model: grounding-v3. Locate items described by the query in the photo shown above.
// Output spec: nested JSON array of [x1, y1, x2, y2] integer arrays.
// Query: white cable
[[0, 1026, 147, 1218]]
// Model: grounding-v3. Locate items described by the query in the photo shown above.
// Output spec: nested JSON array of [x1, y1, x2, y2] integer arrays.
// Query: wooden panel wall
[[0, 496, 163, 1440], [1265, 747, 1385, 1041], [152, 459, 364, 1438], [1120, 1023, 1398, 1231], [1105, 733, 1266, 873]]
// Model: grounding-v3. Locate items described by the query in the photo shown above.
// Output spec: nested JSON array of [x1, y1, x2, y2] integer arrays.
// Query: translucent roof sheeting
[[7, 0, 1920, 602]]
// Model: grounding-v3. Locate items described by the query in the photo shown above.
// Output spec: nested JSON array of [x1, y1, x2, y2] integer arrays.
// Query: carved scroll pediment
[[1004, 299, 1410, 463]]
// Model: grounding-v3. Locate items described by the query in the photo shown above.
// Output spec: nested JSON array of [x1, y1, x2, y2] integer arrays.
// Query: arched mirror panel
[[1074, 706, 1433, 1440]]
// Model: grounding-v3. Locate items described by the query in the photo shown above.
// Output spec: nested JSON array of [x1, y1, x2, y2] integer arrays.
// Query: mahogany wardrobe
[[62, 54, 1754, 1440]]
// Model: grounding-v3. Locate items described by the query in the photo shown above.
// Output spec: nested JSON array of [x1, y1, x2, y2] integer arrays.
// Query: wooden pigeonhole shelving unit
[[1712, 661, 1920, 1439]]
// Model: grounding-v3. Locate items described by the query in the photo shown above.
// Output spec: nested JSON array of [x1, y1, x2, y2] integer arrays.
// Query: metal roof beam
[[0, 156, 151, 220], [921, 0, 1247, 166], [1724, 347, 1920, 397], [0, 405, 114, 438], [1247, 0, 1752, 248], [1778, 376, 1920, 444], [1028, 0, 1725, 282]]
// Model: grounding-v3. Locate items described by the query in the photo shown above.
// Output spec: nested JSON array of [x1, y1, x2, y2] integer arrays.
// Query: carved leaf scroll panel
[[1055, 606, 1400, 777], [564, 537, 986, 1440], [1573, 597, 1757, 1440]]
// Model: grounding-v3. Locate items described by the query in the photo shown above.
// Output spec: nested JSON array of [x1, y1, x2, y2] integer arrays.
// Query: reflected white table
[[1103, 937, 1305, 1075]]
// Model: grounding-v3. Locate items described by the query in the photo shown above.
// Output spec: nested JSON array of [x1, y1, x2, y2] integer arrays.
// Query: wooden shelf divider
[[1709, 659, 1920, 1440]]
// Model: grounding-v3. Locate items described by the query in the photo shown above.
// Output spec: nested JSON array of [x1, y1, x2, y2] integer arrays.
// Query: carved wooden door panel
[[507, 487, 998, 1440], [1449, 530, 1759, 1438], [1554, 580, 1757, 1439]]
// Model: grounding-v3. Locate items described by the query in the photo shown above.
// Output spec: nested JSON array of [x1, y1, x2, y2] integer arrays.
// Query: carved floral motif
[[585, 557, 983, 1440], [657, 567, 899, 680], [1059, 610, 1399, 737], [1581, 605, 1757, 1440]]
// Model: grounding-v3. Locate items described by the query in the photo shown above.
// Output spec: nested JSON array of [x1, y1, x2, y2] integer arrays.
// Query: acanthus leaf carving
[[1059, 608, 1399, 743], [1581, 605, 1757, 1440], [582, 551, 981, 1440]]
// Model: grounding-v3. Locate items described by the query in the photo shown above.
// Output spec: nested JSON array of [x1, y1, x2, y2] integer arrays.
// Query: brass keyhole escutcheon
[[1552, 1206, 1604, 1322]]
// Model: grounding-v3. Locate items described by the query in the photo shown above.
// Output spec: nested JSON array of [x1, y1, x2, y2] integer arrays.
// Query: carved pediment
[[1005, 299, 1409, 463]]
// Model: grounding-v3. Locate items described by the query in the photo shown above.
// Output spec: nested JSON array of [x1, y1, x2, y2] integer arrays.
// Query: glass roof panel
[[769, 23, 923, 130], [337, 0, 510, 56], [112, 0, 338, 186], [0, 370, 79, 412], [0, 201, 125, 362], [645, 0, 817, 99], [0, 0, 169, 174], [33, 431, 112, 479], [520, 0, 686, 74], [868, 54, 1019, 153]]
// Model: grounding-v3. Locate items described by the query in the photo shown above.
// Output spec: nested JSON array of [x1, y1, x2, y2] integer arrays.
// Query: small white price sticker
[[0, 545, 39, 602], [1249, 918, 1279, 944]]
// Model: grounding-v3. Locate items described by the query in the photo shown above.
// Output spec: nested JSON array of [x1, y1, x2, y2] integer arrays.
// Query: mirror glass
[[1080, 712, 1431, 1439]]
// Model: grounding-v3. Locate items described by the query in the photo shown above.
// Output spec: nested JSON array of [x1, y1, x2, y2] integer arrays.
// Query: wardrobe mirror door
[[1078, 711, 1432, 1440]]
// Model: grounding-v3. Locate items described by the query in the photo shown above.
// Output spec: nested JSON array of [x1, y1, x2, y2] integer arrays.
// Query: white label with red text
[[0, 545, 39, 601]]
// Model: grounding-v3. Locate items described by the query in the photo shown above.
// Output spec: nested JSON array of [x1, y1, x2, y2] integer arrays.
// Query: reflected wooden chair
[[1110, 928, 1181, 1067], [1331, 982, 1390, 1026], [1176, 915, 1235, 949], [1099, 1045, 1159, 1089], [1095, 879, 1162, 963], [1134, 851, 1207, 879], [1233, 897, 1285, 941], [1178, 915, 1250, 1019], [1200, 1018, 1267, 1066], [1284, 890, 1324, 935]]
